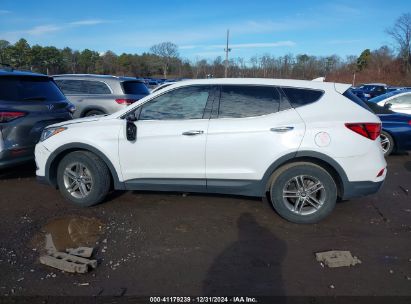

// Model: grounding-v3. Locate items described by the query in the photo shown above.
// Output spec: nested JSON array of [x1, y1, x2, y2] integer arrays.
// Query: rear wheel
[[57, 151, 110, 207], [268, 162, 337, 224], [380, 131, 394, 156]]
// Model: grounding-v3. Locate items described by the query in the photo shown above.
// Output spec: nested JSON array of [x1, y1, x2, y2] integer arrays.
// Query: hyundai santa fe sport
[[35, 78, 387, 224]]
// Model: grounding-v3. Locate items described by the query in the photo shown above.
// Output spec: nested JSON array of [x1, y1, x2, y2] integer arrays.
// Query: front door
[[118, 85, 215, 189]]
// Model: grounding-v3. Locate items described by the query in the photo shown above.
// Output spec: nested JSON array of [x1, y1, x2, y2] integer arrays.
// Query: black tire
[[84, 109, 105, 117], [268, 162, 337, 224], [380, 131, 394, 156], [57, 151, 111, 207]]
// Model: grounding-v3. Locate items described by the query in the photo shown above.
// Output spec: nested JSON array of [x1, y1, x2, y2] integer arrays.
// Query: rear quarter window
[[0, 76, 66, 102], [281, 87, 324, 108]]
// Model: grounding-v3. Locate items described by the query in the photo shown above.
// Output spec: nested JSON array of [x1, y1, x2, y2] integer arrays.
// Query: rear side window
[[0, 76, 66, 102], [122, 81, 150, 95], [55, 80, 111, 95], [218, 85, 280, 118], [84, 81, 111, 94], [282, 87, 324, 108]]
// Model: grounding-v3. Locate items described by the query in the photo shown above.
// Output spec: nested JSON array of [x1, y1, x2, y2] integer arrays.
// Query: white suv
[[35, 78, 387, 224]]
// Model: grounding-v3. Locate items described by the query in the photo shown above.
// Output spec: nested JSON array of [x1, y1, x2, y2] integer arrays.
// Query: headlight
[[40, 127, 67, 142]]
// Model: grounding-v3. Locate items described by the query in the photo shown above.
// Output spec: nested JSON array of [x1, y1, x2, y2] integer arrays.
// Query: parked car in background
[[0, 69, 73, 169], [53, 74, 150, 118], [351, 88, 368, 101], [358, 83, 388, 99], [364, 100, 411, 156], [369, 89, 411, 115], [35, 78, 386, 224]]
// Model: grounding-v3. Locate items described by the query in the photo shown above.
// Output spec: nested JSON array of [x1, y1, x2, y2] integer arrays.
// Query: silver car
[[53, 74, 150, 118]]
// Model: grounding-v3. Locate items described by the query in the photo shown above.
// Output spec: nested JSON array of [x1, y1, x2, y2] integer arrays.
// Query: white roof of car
[[161, 78, 350, 94]]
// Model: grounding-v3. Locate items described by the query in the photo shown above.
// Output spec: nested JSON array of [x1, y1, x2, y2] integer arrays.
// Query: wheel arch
[[80, 106, 107, 117], [262, 151, 349, 199], [45, 143, 125, 190]]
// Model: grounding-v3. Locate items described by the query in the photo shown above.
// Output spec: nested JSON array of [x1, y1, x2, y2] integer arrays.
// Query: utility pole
[[224, 29, 231, 78]]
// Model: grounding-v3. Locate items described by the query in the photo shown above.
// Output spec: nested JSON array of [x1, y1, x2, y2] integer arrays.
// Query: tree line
[[0, 13, 410, 86]]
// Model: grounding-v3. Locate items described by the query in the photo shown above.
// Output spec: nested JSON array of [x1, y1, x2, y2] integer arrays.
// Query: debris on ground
[[39, 232, 98, 274], [315, 250, 362, 268], [66, 247, 93, 258], [399, 186, 409, 195]]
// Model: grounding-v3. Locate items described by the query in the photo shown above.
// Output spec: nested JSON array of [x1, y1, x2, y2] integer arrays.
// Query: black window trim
[[55, 79, 113, 95], [214, 84, 285, 119], [279, 86, 325, 108]]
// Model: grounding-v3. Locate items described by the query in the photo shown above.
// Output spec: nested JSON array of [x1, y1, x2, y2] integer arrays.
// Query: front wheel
[[57, 151, 111, 207], [269, 162, 337, 224]]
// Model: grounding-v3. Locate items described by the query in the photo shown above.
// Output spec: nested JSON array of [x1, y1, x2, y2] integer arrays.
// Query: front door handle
[[182, 130, 204, 136], [270, 126, 294, 133]]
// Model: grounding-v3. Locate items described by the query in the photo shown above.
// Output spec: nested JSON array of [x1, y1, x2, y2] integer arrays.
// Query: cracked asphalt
[[0, 153, 410, 297]]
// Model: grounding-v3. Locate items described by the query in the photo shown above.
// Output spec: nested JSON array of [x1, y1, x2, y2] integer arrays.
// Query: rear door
[[206, 85, 305, 183]]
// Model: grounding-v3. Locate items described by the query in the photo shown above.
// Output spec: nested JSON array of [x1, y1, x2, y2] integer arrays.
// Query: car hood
[[46, 115, 106, 128]]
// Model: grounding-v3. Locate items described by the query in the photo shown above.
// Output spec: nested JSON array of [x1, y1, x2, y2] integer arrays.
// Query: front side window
[[218, 85, 280, 118], [84, 81, 111, 94], [139, 86, 211, 120]]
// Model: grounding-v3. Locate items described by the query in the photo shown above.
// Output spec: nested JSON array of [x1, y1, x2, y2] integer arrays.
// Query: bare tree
[[150, 42, 179, 78], [386, 13, 411, 73]]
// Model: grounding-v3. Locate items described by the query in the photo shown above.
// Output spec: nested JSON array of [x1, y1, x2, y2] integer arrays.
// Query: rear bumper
[[342, 180, 384, 200]]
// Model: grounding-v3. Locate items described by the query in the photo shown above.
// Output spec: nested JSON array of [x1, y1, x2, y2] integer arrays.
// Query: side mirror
[[384, 103, 392, 109], [126, 112, 137, 141], [126, 112, 138, 122]]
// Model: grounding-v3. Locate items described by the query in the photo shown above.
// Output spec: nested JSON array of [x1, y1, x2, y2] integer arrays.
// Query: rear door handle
[[270, 126, 294, 133], [182, 130, 204, 136]]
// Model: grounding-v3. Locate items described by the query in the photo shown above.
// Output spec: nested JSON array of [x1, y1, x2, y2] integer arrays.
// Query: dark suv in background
[[0, 69, 73, 169], [53, 74, 150, 118]]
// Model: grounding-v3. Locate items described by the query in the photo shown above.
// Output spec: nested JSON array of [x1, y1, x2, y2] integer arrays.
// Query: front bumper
[[34, 143, 51, 179]]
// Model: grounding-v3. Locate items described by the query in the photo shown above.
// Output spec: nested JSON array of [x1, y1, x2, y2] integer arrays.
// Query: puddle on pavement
[[32, 216, 105, 252]]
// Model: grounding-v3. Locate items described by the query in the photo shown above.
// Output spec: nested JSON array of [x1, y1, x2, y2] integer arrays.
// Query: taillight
[[115, 99, 137, 105], [345, 123, 381, 140], [0, 111, 27, 123], [408, 120, 411, 126]]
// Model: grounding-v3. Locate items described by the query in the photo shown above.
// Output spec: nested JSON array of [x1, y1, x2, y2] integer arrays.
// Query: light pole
[[224, 29, 231, 78]]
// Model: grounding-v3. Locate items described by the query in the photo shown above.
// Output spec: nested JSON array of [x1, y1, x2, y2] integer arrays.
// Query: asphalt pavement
[[0, 153, 410, 299]]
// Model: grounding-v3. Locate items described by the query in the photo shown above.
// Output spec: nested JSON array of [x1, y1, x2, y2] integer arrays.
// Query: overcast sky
[[0, 0, 409, 61]]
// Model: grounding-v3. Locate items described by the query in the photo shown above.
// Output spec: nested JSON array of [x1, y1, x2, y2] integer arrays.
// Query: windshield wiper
[[23, 96, 47, 101]]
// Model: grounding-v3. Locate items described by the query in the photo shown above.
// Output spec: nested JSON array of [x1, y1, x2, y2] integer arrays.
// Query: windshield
[[369, 90, 409, 103]]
